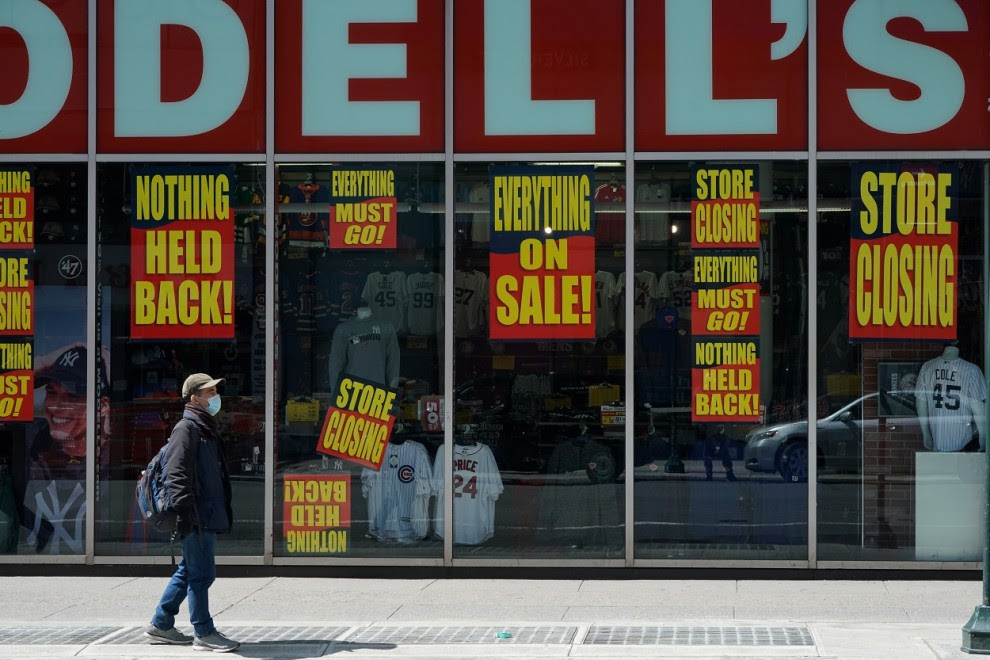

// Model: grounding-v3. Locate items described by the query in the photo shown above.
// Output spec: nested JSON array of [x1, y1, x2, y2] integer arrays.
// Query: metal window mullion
[[85, 0, 98, 564], [443, 0, 454, 567], [623, 0, 635, 568], [263, 0, 276, 565], [806, 0, 818, 569]]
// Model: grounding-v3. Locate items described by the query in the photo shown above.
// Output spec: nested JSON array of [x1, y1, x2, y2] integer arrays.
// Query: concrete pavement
[[0, 576, 984, 658]]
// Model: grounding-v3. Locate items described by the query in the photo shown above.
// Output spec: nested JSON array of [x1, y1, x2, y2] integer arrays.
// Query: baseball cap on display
[[182, 373, 225, 398], [35, 346, 109, 396]]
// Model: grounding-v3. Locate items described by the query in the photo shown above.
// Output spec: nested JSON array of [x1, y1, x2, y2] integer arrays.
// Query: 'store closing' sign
[[315, 374, 398, 470]]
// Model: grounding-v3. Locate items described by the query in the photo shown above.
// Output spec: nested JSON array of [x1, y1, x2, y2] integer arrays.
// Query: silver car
[[743, 392, 919, 482]]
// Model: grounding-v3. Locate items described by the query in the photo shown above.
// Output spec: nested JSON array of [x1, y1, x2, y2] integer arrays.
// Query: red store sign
[[0, 0, 988, 154]]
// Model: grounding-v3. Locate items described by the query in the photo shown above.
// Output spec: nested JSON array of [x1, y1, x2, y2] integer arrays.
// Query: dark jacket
[[163, 405, 233, 534]]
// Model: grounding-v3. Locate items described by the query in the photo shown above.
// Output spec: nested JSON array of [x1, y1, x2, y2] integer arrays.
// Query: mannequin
[[915, 345, 987, 451], [356, 306, 372, 320]]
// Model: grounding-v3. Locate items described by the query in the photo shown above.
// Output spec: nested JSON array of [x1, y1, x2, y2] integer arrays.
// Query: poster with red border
[[0, 170, 35, 422], [327, 167, 398, 249], [282, 474, 351, 555], [692, 337, 761, 423], [849, 163, 958, 341], [489, 166, 596, 341], [129, 166, 236, 340], [316, 373, 398, 471]]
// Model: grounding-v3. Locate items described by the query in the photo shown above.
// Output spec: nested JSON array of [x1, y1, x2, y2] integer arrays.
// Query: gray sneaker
[[143, 624, 193, 645], [193, 630, 240, 653]]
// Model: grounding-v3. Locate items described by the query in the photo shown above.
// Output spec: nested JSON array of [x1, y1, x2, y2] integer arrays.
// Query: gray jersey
[[327, 316, 400, 393], [362, 271, 407, 333], [432, 443, 503, 545], [595, 271, 618, 338], [405, 271, 444, 336], [915, 356, 987, 452]]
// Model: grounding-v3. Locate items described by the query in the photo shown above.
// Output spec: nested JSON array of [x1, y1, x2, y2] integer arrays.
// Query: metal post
[[961, 162, 990, 654]]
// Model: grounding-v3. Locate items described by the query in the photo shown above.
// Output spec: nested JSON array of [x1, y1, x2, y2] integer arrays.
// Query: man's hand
[[172, 512, 195, 539]]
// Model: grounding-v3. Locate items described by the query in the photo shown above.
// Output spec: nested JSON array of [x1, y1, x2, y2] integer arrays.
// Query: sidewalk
[[0, 576, 982, 658]]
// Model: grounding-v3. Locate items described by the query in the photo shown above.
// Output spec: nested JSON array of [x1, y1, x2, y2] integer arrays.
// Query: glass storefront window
[[816, 161, 986, 561], [0, 164, 87, 556], [633, 161, 809, 560], [274, 163, 445, 558], [95, 162, 266, 556], [452, 162, 626, 559]]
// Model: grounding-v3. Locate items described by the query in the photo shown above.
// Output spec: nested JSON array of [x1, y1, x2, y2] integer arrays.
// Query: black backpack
[[135, 419, 197, 535]]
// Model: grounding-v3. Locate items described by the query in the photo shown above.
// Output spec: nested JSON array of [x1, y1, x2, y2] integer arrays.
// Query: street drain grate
[[0, 627, 121, 645], [103, 625, 349, 644], [345, 626, 577, 645], [584, 625, 815, 646]]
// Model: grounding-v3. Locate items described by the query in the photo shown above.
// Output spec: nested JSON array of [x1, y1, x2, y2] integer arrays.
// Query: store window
[[275, 163, 444, 559], [451, 162, 625, 559], [816, 161, 986, 561], [632, 161, 809, 560], [95, 162, 266, 556], [0, 164, 87, 556]]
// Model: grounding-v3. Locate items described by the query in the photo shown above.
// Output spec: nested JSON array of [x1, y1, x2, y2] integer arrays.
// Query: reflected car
[[743, 391, 918, 482]]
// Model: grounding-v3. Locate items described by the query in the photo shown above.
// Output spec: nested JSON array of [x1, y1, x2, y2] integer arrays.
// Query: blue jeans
[[151, 531, 217, 638]]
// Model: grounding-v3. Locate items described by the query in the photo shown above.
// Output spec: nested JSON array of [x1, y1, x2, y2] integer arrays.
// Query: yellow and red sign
[[489, 166, 596, 340], [328, 168, 397, 249], [0, 257, 34, 337], [315, 374, 398, 470], [849, 165, 957, 341], [0, 342, 33, 422], [692, 338, 761, 423], [0, 171, 34, 250], [690, 166, 761, 422], [130, 167, 235, 339], [282, 474, 351, 555]]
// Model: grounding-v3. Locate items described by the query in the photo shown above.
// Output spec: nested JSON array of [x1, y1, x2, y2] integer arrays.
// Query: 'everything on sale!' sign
[[489, 166, 596, 341]]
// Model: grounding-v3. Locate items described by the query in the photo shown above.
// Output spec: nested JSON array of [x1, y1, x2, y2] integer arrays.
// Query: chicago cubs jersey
[[453, 269, 488, 336], [405, 271, 444, 336], [432, 443, 503, 545], [362, 271, 408, 334], [595, 271, 618, 338], [361, 440, 433, 542], [915, 355, 987, 452]]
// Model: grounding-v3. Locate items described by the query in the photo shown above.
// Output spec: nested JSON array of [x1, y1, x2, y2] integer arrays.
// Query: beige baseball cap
[[182, 373, 225, 398]]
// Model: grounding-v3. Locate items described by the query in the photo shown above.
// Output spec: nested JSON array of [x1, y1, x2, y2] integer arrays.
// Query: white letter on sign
[[0, 0, 72, 139], [483, 0, 595, 136], [302, 0, 419, 136], [844, 0, 966, 134], [665, 0, 778, 136], [114, 0, 249, 137]]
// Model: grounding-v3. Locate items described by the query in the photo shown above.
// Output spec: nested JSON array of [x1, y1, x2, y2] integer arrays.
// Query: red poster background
[[691, 361, 761, 423], [282, 474, 352, 535], [0, 187, 35, 250], [454, 0, 625, 152], [691, 283, 760, 336], [0, 368, 33, 422], [635, 0, 807, 151], [328, 197, 398, 249], [818, 0, 990, 150], [315, 406, 397, 471], [0, 1, 87, 153], [690, 195, 761, 249], [275, 0, 444, 153], [0, 280, 34, 337], [97, 0, 266, 152]]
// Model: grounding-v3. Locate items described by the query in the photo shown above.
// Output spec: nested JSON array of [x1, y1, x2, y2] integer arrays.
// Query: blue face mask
[[205, 395, 221, 416]]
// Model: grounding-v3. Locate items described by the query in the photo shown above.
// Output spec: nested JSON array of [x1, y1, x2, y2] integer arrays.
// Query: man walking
[[143, 373, 239, 653]]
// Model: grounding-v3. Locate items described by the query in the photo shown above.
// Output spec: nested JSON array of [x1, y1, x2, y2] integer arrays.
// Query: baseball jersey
[[915, 355, 987, 451], [279, 253, 318, 335], [284, 182, 329, 247], [405, 271, 444, 336], [469, 182, 491, 243], [315, 268, 364, 334], [617, 271, 662, 331], [361, 440, 433, 542], [595, 271, 618, 338], [594, 183, 626, 245], [634, 181, 671, 241], [327, 316, 400, 392], [432, 442, 503, 545], [658, 269, 692, 320], [453, 269, 488, 336], [362, 271, 408, 334]]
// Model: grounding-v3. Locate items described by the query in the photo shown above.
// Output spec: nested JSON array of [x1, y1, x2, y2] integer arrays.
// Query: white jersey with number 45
[[915, 356, 987, 452], [432, 443, 503, 545]]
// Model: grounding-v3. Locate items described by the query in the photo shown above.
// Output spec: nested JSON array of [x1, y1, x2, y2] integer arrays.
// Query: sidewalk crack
[[212, 576, 278, 616]]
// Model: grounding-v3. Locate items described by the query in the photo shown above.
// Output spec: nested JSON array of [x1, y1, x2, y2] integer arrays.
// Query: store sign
[[327, 168, 398, 249], [690, 166, 761, 423], [3, 1, 989, 151], [315, 374, 398, 471], [848, 164, 958, 341], [282, 474, 351, 555], [489, 166, 596, 341], [0, 170, 35, 421], [129, 166, 236, 339]]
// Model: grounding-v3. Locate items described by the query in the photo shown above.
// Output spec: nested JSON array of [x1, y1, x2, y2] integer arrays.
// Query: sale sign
[[489, 166, 596, 341], [130, 166, 236, 339], [849, 164, 958, 341], [328, 168, 398, 249]]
